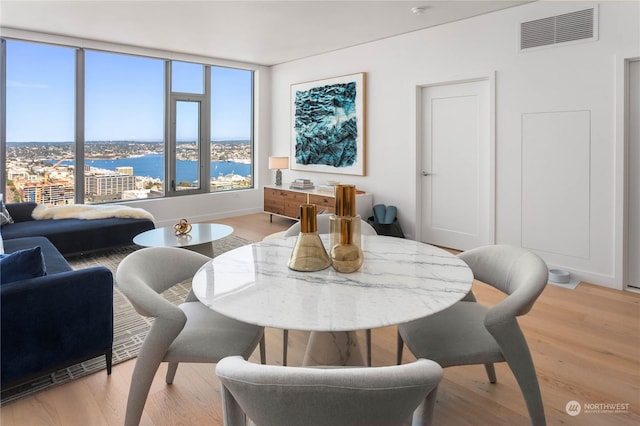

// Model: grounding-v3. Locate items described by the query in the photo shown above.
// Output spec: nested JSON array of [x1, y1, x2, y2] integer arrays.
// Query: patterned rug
[[0, 235, 251, 405]]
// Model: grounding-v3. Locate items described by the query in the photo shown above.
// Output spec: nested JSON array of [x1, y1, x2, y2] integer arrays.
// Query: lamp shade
[[269, 156, 289, 170]]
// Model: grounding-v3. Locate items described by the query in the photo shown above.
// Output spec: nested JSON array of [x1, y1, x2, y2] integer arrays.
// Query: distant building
[[22, 183, 73, 205], [7, 170, 28, 181], [122, 189, 150, 200], [116, 166, 134, 176], [85, 173, 136, 202]]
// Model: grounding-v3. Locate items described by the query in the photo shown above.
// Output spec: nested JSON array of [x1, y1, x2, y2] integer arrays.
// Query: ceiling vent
[[520, 7, 598, 51]]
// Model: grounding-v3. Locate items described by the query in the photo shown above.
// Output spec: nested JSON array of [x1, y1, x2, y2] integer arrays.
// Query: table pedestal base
[[302, 331, 365, 366], [186, 242, 214, 258]]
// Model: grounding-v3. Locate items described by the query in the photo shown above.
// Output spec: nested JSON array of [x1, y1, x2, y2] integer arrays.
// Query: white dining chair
[[116, 247, 266, 426], [282, 213, 377, 237], [397, 245, 548, 426], [216, 356, 443, 426]]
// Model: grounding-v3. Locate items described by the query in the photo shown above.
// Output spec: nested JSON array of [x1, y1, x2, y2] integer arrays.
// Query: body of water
[[55, 154, 251, 183]]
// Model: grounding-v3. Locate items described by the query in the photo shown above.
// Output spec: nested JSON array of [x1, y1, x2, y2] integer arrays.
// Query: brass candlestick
[[288, 204, 332, 272]]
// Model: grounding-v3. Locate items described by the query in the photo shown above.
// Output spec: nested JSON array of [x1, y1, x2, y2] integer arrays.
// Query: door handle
[[421, 172, 432, 176]]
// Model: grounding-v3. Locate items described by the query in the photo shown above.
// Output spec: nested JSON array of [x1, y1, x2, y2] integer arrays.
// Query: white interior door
[[628, 59, 640, 288], [419, 79, 492, 251]]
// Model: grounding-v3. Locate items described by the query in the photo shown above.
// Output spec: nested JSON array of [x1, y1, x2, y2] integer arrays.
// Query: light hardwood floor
[[1, 213, 639, 425]]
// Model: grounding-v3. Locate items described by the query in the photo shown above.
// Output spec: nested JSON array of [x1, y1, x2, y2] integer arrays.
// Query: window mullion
[[1, 39, 7, 196], [75, 48, 85, 204], [165, 60, 174, 195], [202, 65, 211, 191]]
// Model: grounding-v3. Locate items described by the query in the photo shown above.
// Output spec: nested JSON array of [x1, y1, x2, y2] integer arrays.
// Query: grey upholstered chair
[[282, 214, 378, 366], [282, 213, 378, 237], [116, 247, 266, 426], [397, 245, 548, 426], [216, 356, 443, 426]]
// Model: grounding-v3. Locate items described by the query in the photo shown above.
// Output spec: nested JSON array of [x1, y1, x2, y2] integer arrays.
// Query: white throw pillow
[[0, 193, 14, 226]]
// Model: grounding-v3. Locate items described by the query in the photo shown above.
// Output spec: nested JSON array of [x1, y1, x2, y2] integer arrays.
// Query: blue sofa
[[1, 202, 155, 256], [1, 236, 113, 387]]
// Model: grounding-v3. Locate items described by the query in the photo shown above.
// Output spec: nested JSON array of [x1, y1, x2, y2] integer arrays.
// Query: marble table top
[[192, 235, 473, 332]]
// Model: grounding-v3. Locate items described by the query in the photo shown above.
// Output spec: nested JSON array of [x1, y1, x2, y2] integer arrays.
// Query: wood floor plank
[[1, 213, 639, 425]]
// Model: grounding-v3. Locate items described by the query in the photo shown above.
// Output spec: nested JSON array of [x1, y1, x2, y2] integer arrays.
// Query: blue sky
[[5, 39, 252, 142]]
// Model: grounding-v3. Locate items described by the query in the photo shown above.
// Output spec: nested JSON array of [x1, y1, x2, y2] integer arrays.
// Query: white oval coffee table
[[133, 223, 233, 258]]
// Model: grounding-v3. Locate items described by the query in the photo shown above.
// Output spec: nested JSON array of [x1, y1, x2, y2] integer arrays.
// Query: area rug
[[0, 235, 252, 406]]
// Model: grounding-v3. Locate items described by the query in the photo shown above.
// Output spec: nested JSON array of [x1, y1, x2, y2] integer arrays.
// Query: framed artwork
[[290, 72, 366, 176]]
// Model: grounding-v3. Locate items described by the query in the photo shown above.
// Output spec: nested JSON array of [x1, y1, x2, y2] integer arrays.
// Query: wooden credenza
[[264, 185, 373, 221]]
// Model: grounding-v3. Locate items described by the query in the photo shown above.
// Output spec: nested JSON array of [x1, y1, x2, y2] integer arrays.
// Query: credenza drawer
[[308, 194, 335, 214], [264, 188, 285, 215], [283, 191, 308, 218]]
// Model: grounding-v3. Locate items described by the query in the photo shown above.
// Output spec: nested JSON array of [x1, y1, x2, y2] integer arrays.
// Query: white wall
[[270, 1, 640, 288]]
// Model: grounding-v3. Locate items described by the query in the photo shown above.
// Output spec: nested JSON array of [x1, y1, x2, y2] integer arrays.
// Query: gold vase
[[329, 184, 363, 273], [288, 204, 332, 272]]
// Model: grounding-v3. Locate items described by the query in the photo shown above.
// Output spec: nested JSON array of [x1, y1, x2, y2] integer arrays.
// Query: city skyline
[[5, 138, 251, 144]]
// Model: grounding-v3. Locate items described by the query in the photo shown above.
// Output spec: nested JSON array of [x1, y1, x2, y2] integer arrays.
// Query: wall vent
[[520, 8, 597, 51]]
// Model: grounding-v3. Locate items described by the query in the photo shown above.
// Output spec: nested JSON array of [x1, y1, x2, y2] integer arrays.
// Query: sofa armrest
[[0, 266, 114, 385], [5, 202, 37, 223]]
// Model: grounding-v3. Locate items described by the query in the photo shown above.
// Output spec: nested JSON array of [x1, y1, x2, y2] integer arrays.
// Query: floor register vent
[[520, 7, 597, 51]]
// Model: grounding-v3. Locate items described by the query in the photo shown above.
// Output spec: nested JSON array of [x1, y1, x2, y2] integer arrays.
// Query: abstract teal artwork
[[294, 82, 357, 167], [290, 73, 366, 176]]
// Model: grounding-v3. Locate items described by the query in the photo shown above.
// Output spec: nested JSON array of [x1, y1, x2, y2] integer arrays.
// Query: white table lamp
[[269, 156, 289, 186]]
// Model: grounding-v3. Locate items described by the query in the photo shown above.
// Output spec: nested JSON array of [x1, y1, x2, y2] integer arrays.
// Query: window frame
[[0, 35, 256, 205], [166, 61, 211, 197]]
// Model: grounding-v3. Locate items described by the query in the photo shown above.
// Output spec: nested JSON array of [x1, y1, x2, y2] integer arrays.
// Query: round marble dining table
[[192, 235, 473, 365]]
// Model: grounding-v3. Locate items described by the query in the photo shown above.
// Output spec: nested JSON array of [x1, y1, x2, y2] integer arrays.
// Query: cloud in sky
[[7, 80, 48, 89]]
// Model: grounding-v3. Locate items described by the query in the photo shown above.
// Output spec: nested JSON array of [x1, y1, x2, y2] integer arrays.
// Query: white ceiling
[[0, 1, 533, 66]]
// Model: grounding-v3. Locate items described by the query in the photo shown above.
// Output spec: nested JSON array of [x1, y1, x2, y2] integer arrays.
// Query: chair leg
[[126, 351, 167, 426], [124, 317, 184, 426], [365, 329, 372, 367], [484, 363, 497, 383], [221, 383, 247, 426], [396, 329, 404, 365], [493, 323, 546, 426], [283, 329, 289, 366], [259, 334, 266, 364], [166, 362, 178, 384], [413, 385, 439, 426], [105, 350, 113, 375], [506, 358, 546, 426]]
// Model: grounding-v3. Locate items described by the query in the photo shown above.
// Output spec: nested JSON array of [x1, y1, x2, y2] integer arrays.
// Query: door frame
[[412, 72, 496, 247], [615, 54, 640, 291]]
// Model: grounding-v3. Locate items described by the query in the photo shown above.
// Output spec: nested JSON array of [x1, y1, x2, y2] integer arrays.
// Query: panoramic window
[[4, 40, 76, 205], [1, 38, 255, 206], [85, 50, 165, 202], [210, 66, 253, 191]]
